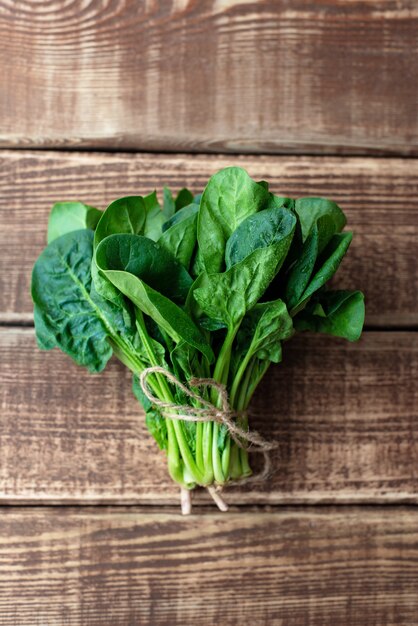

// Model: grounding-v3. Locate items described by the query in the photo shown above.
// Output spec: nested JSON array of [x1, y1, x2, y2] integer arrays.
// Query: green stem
[[230, 348, 253, 408], [210, 325, 239, 484], [136, 311, 204, 486]]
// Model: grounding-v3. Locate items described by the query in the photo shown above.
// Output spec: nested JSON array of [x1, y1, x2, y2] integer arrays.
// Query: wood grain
[[0, 506, 416, 625], [1, 328, 417, 505], [1, 1, 418, 154], [1, 151, 418, 325]]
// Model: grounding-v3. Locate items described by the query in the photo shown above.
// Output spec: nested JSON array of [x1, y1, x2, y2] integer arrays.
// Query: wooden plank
[[1, 151, 418, 325], [1, 328, 417, 505], [0, 506, 416, 625], [1, 1, 418, 154]]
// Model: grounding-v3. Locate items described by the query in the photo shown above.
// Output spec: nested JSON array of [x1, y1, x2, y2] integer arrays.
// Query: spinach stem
[[211, 325, 239, 484], [136, 310, 204, 487]]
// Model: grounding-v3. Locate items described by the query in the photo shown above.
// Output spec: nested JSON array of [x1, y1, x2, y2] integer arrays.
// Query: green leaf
[[145, 410, 168, 450], [94, 196, 147, 249], [266, 195, 295, 211], [295, 197, 346, 242], [33, 303, 57, 350], [163, 187, 175, 219], [237, 299, 294, 363], [198, 167, 271, 273], [171, 340, 203, 380], [194, 207, 296, 328], [143, 191, 165, 241], [133, 375, 169, 451], [284, 223, 319, 310], [96, 238, 213, 362], [159, 211, 197, 270], [189, 247, 206, 279], [294, 290, 365, 341], [257, 180, 269, 191], [296, 232, 353, 310], [96, 234, 193, 303], [132, 374, 152, 411], [47, 202, 102, 243], [175, 188, 194, 211], [194, 245, 289, 328], [32, 230, 116, 372], [162, 203, 199, 232], [102, 270, 213, 362], [225, 206, 296, 269]]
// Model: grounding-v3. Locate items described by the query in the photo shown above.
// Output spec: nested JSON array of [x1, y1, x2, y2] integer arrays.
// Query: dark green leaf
[[162, 203, 199, 232], [194, 235, 293, 328], [94, 196, 147, 249], [175, 188, 194, 211], [294, 290, 365, 341], [236, 299, 294, 363], [296, 232, 353, 310], [163, 187, 175, 219], [257, 180, 269, 190], [96, 234, 193, 303], [32, 230, 115, 372], [285, 223, 320, 310], [159, 211, 197, 270], [225, 206, 296, 269], [96, 241, 213, 362], [143, 191, 165, 241], [145, 410, 168, 450], [295, 197, 346, 242], [198, 167, 271, 273], [194, 207, 296, 327]]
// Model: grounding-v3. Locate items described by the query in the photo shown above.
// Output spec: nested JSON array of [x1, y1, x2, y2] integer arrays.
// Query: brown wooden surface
[[0, 506, 416, 626], [1, 328, 417, 505], [1, 151, 418, 325], [1, 1, 417, 622], [1, 1, 418, 154]]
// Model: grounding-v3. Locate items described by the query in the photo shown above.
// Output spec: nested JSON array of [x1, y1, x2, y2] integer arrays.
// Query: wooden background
[[0, 1, 417, 624]]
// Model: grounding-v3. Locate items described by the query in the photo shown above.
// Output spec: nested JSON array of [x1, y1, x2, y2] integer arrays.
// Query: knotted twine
[[139, 366, 278, 488]]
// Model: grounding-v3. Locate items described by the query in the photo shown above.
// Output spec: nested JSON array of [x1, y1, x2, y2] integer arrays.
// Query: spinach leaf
[[284, 222, 320, 310], [236, 299, 294, 363], [225, 206, 296, 268], [295, 197, 346, 242], [175, 188, 194, 211], [162, 203, 199, 232], [295, 232, 353, 310], [145, 410, 169, 450], [159, 211, 197, 269], [294, 290, 365, 341], [96, 239, 213, 362], [143, 191, 165, 241], [132, 376, 168, 450], [94, 196, 147, 249], [96, 233, 193, 303], [32, 230, 117, 372], [198, 167, 271, 273], [257, 180, 269, 190], [47, 202, 102, 243], [170, 341, 203, 380], [163, 187, 175, 219], [194, 207, 296, 328]]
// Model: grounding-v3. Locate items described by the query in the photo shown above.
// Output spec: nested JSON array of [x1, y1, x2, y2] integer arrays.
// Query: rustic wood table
[[1, 2, 417, 624]]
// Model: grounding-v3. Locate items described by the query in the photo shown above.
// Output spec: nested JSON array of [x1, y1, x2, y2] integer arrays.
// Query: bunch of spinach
[[32, 167, 365, 502]]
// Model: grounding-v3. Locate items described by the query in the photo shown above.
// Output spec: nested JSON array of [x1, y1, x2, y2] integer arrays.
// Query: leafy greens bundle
[[32, 167, 364, 512]]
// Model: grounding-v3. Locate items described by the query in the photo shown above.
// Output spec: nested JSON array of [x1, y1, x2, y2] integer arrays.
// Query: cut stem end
[[180, 487, 192, 515], [207, 486, 229, 512]]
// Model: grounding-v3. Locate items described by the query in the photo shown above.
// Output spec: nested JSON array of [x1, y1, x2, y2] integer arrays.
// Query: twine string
[[139, 366, 277, 485]]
